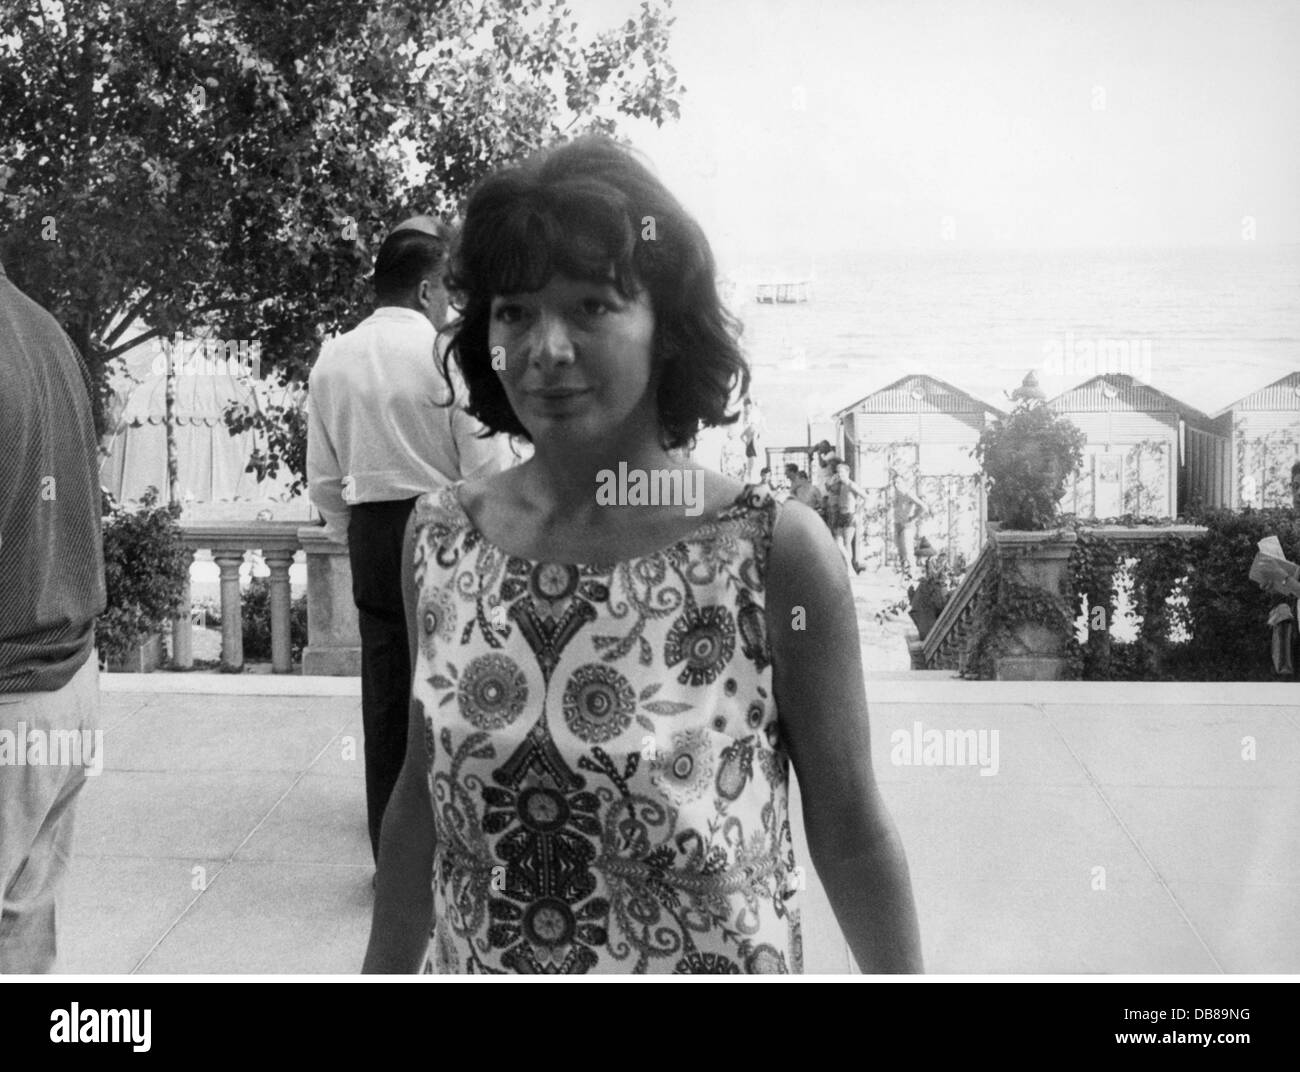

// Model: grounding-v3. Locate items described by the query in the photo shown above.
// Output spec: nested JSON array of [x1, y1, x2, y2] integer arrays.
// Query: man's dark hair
[[443, 135, 749, 451], [1292, 460, 1300, 476], [373, 224, 452, 303]]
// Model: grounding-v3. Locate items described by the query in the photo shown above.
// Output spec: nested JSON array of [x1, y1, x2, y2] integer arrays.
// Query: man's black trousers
[[348, 497, 419, 864]]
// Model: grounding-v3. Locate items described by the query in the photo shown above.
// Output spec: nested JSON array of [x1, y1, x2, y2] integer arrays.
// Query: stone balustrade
[[171, 521, 359, 675], [920, 523, 1209, 679]]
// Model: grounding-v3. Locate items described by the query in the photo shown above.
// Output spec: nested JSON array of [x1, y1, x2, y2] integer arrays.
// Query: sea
[[699, 243, 1300, 460]]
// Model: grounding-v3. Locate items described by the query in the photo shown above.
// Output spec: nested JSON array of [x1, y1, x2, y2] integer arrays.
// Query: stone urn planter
[[104, 633, 163, 673]]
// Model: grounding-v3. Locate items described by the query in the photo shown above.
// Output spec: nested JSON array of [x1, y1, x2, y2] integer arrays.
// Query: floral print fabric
[[410, 482, 802, 974]]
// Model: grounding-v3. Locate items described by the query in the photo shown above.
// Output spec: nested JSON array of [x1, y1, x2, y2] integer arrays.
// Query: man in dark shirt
[[0, 258, 106, 972]]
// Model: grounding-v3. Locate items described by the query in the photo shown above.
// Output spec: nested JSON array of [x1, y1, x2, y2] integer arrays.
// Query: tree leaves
[[1, 0, 682, 466]]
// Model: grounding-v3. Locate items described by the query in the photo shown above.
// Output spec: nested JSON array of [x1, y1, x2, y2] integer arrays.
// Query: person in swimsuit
[[826, 459, 870, 574], [890, 469, 930, 579], [362, 135, 921, 975]]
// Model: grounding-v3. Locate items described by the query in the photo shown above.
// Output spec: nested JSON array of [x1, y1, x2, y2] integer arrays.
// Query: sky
[[578, 0, 1300, 265]]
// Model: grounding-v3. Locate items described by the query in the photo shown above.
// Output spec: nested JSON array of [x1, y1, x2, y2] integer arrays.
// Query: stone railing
[[171, 522, 360, 674], [920, 523, 1208, 678], [919, 539, 998, 672]]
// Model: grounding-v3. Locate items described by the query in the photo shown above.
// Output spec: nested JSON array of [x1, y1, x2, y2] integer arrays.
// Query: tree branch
[[97, 296, 265, 361], [100, 325, 169, 362], [101, 286, 156, 347]]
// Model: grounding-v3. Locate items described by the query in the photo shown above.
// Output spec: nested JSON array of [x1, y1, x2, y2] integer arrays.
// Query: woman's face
[[489, 272, 658, 449]]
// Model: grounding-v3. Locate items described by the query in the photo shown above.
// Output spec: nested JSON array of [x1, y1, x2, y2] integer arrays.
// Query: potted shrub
[[975, 375, 1087, 531], [964, 376, 1089, 679], [99, 487, 191, 671]]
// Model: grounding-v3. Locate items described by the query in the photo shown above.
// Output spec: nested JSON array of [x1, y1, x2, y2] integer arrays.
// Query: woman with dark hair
[[363, 135, 920, 975]]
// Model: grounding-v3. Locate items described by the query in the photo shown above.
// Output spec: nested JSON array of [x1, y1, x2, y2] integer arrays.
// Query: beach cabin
[[1210, 371, 1300, 509], [832, 374, 1003, 569], [1047, 374, 1227, 519]]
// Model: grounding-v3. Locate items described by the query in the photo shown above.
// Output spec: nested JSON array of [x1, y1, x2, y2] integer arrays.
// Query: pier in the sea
[[755, 280, 811, 304]]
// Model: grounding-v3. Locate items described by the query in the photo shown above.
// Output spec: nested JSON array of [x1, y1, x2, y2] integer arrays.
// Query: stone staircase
[[909, 538, 998, 672]]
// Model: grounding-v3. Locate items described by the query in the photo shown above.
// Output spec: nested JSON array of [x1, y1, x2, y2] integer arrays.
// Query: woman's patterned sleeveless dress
[[409, 481, 802, 974]]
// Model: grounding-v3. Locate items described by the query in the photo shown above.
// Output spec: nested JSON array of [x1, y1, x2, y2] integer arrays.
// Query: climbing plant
[[958, 510, 1291, 681], [1121, 439, 1169, 517], [1235, 419, 1300, 509], [1069, 528, 1121, 678], [1063, 510, 1300, 679], [960, 534, 1083, 680]]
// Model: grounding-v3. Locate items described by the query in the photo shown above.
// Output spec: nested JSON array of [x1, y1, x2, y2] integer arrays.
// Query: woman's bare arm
[[766, 500, 923, 972], [361, 511, 436, 973]]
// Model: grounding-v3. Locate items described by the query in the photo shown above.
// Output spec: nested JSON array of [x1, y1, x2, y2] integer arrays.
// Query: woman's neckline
[[445, 480, 764, 569]]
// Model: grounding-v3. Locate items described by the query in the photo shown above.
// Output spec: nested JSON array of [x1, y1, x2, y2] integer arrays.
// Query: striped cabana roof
[[1211, 371, 1300, 417], [833, 374, 1005, 419], [1048, 374, 1218, 431]]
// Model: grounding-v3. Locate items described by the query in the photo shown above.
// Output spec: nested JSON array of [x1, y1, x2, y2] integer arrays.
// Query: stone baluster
[[171, 547, 196, 669], [265, 549, 296, 674], [212, 546, 246, 671]]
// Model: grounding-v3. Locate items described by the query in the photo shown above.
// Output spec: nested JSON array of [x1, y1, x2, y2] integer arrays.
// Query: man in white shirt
[[307, 216, 510, 865]]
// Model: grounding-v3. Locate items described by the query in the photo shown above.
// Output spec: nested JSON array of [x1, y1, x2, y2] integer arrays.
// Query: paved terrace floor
[[56, 672, 1300, 975]]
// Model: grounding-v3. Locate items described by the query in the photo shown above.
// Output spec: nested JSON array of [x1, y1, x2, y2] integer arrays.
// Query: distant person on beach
[[0, 257, 106, 973], [363, 135, 921, 975], [1264, 460, 1300, 674], [785, 464, 823, 514], [890, 470, 931, 578], [826, 458, 870, 574], [809, 440, 837, 528], [811, 440, 836, 491], [307, 215, 512, 869], [740, 396, 764, 482], [719, 425, 747, 480]]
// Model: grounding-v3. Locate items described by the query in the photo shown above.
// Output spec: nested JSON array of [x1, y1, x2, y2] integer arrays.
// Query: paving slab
[[916, 877, 1220, 973], [136, 861, 372, 974], [98, 692, 151, 727], [101, 696, 354, 773], [307, 719, 366, 779], [236, 773, 371, 866], [1164, 881, 1300, 973], [74, 770, 301, 860], [1102, 787, 1300, 887], [881, 783, 1157, 885], [869, 703, 1089, 786], [1045, 703, 1300, 787], [58, 856, 224, 974]]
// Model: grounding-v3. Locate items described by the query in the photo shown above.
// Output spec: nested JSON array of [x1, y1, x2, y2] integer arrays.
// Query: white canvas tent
[[99, 367, 302, 507]]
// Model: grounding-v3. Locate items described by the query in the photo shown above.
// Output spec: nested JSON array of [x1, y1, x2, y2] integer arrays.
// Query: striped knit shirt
[[0, 262, 106, 693]]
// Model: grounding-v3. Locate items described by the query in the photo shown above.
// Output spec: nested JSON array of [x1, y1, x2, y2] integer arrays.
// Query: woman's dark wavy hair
[[441, 135, 749, 451]]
